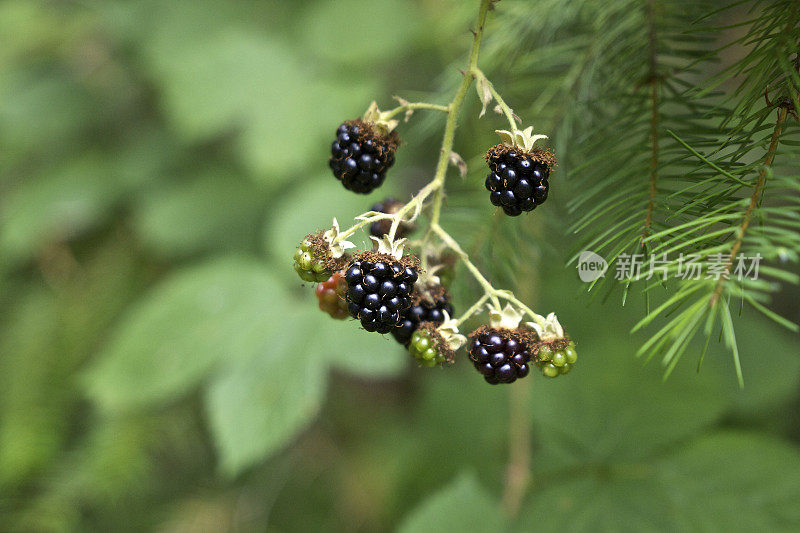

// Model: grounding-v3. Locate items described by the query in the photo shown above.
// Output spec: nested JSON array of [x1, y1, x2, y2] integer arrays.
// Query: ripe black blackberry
[[468, 327, 535, 384], [392, 286, 453, 346], [343, 253, 418, 334], [484, 144, 556, 217], [329, 120, 399, 194], [369, 197, 415, 239]]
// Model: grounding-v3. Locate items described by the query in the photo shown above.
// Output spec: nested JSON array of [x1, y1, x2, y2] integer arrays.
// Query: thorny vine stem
[[333, 0, 549, 330], [330, 0, 544, 519], [380, 102, 450, 120], [475, 68, 518, 132]]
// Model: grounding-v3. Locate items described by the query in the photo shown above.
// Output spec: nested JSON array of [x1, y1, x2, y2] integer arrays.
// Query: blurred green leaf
[[84, 257, 285, 410], [205, 307, 406, 476], [398, 472, 504, 533], [320, 317, 408, 378], [297, 0, 420, 67], [204, 309, 327, 476], [0, 68, 95, 165], [711, 311, 800, 415], [133, 171, 267, 257], [0, 290, 63, 487], [518, 475, 677, 532], [0, 156, 116, 268], [264, 174, 400, 276], [528, 332, 729, 463], [656, 432, 800, 530], [518, 432, 800, 532], [143, 25, 376, 182]]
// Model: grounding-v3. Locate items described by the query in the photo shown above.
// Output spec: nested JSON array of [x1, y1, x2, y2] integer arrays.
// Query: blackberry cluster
[[408, 327, 448, 367], [484, 147, 551, 216], [468, 328, 532, 384], [315, 272, 349, 320], [329, 121, 398, 194], [369, 198, 414, 239], [344, 256, 417, 333], [392, 289, 453, 346], [535, 340, 577, 378]]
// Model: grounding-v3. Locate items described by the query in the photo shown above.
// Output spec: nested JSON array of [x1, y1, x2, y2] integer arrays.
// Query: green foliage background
[[1, 0, 799, 531]]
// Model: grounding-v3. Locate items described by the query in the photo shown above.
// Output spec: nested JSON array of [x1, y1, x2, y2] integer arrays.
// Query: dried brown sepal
[[305, 231, 350, 273], [417, 321, 455, 364], [412, 284, 449, 307], [346, 118, 400, 157], [484, 144, 557, 173]]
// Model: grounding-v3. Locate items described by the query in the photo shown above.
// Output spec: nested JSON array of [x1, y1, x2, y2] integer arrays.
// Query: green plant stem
[[710, 105, 788, 308], [432, 220, 551, 326], [334, 0, 552, 330], [502, 383, 531, 518], [432, 224, 501, 308], [380, 102, 450, 121], [337, 0, 492, 245], [641, 0, 659, 247], [336, 213, 395, 241], [386, 0, 492, 241], [475, 68, 518, 132], [453, 293, 491, 327]]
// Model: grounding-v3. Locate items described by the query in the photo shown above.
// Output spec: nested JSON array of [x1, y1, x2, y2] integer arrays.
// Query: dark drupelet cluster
[[468, 328, 532, 384], [330, 121, 398, 194], [484, 147, 551, 216], [344, 256, 417, 334], [391, 289, 453, 346]]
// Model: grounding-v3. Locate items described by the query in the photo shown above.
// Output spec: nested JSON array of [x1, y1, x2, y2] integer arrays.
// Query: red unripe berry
[[315, 272, 349, 320]]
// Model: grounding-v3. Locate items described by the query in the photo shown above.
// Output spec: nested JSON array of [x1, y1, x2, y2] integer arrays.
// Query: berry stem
[[431, 224, 501, 308], [387, 0, 493, 241], [502, 383, 531, 518], [380, 102, 450, 121], [453, 293, 491, 327], [334, 0, 555, 330], [475, 68, 518, 132], [336, 213, 396, 242], [334, 0, 493, 246], [496, 293, 548, 329]]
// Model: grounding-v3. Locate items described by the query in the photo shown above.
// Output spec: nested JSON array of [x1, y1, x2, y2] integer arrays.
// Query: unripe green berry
[[551, 351, 567, 367], [538, 345, 553, 361], [542, 362, 559, 378], [409, 330, 446, 366], [300, 252, 314, 270], [559, 363, 572, 375], [564, 344, 577, 364], [414, 335, 431, 351], [293, 237, 335, 283], [422, 347, 437, 361]]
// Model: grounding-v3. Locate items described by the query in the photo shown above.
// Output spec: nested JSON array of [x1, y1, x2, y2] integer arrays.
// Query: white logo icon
[[577, 250, 608, 282]]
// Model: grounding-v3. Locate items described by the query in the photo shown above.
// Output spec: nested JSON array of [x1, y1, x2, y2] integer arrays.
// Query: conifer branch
[[642, 0, 660, 247], [710, 105, 788, 307]]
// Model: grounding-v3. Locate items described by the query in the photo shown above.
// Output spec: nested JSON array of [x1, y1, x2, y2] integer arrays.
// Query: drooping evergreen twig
[[710, 106, 789, 307], [642, 0, 660, 247]]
